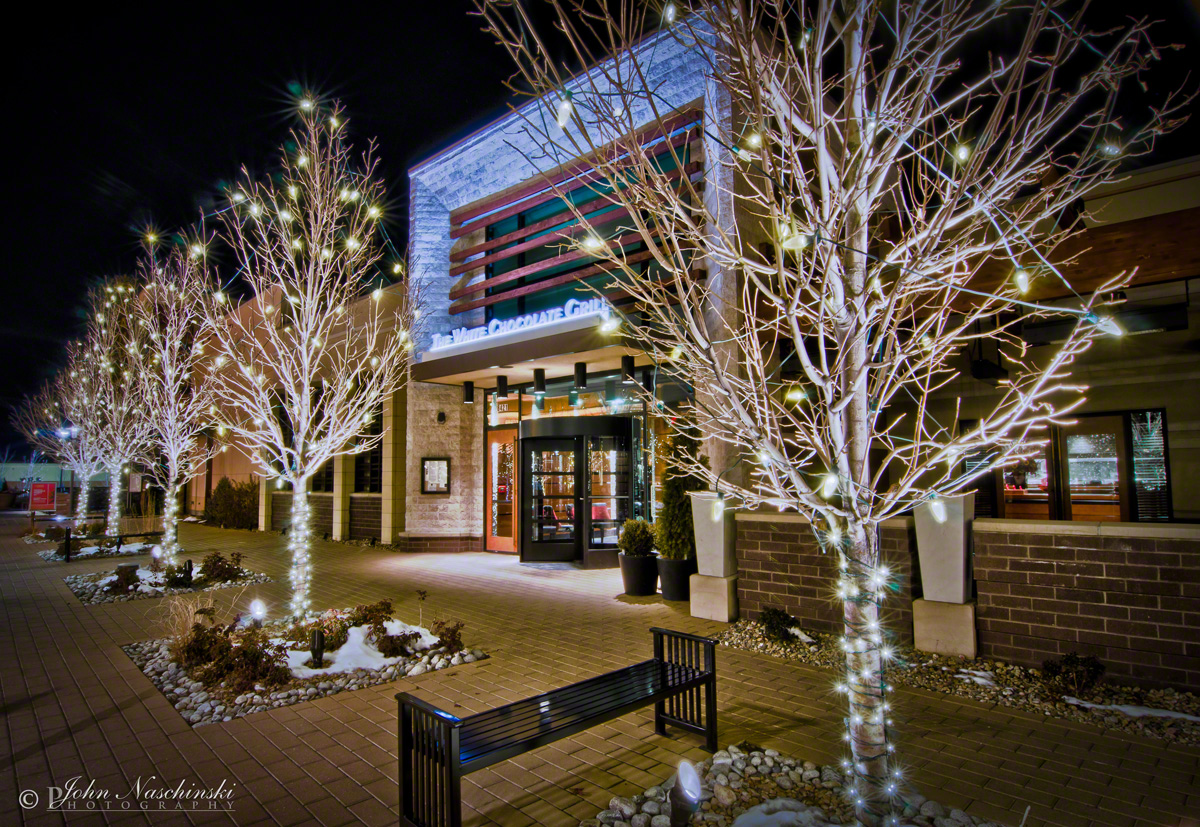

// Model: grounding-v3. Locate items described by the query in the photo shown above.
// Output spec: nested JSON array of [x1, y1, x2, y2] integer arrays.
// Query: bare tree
[[133, 246, 222, 564], [75, 281, 154, 534], [11, 366, 106, 525], [201, 100, 422, 619], [476, 1, 1189, 820]]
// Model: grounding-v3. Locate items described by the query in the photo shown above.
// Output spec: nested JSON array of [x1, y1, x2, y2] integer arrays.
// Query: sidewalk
[[1, 518, 1196, 826]]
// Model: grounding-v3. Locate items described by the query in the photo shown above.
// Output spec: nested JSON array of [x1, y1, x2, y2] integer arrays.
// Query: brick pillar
[[258, 476, 272, 531], [381, 387, 407, 543], [332, 456, 353, 541]]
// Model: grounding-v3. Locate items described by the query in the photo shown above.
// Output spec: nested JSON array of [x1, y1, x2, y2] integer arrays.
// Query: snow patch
[[731, 798, 831, 826], [1063, 697, 1200, 723], [75, 542, 151, 558], [286, 620, 440, 678], [787, 627, 815, 645], [955, 668, 996, 688]]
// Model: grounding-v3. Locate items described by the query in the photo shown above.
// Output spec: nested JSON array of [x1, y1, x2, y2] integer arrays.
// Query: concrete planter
[[689, 492, 736, 578], [914, 492, 975, 604]]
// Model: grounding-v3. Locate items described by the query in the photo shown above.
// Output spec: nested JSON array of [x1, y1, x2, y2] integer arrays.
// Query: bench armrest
[[651, 628, 718, 676]]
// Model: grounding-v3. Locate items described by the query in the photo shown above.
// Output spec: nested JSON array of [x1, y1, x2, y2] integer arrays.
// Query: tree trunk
[[287, 486, 312, 619], [106, 465, 123, 536], [841, 522, 892, 825], [74, 477, 90, 526], [161, 483, 180, 565]]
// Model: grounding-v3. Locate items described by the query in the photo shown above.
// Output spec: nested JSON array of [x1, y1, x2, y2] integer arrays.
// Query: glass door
[[485, 428, 517, 552], [522, 438, 581, 561], [1059, 415, 1129, 522], [586, 435, 630, 549]]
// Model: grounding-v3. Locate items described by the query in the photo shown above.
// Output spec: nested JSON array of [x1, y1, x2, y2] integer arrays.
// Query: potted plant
[[617, 518, 658, 596], [655, 429, 702, 601]]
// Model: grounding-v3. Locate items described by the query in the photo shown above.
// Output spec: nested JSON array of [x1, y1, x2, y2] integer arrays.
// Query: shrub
[[203, 478, 259, 530], [759, 607, 801, 643], [44, 525, 66, 541], [86, 521, 106, 539], [617, 519, 656, 557], [1043, 652, 1105, 697], [377, 631, 421, 658], [655, 427, 704, 560], [164, 562, 193, 588], [107, 566, 140, 594], [431, 619, 465, 653], [175, 607, 290, 691], [197, 551, 245, 583]]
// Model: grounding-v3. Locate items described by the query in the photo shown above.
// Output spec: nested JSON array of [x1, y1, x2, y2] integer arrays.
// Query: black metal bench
[[396, 627, 718, 827]]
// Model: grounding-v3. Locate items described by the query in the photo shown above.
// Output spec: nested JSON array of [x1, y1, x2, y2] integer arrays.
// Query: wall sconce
[[533, 368, 546, 396], [463, 381, 475, 404], [574, 361, 587, 390], [641, 368, 654, 394], [497, 375, 508, 398]]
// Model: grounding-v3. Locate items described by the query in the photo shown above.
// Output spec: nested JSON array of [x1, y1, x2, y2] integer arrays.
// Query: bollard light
[[311, 628, 326, 668], [250, 599, 266, 629]]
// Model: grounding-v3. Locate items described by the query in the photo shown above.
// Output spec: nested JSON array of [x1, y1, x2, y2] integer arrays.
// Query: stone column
[[332, 456, 353, 541], [258, 476, 272, 532], [381, 387, 408, 544]]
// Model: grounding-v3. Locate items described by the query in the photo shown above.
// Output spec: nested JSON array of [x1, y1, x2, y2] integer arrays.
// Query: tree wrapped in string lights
[[476, 1, 1189, 821], [10, 364, 105, 524], [75, 282, 154, 534], [132, 246, 222, 564], [201, 99, 422, 620]]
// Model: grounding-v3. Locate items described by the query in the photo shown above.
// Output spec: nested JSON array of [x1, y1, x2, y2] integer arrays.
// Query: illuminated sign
[[429, 297, 610, 351]]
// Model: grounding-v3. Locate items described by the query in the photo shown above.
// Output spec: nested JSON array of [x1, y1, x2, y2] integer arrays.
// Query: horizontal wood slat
[[448, 162, 703, 278], [448, 230, 662, 302], [449, 250, 657, 315], [449, 128, 697, 241], [449, 108, 701, 228]]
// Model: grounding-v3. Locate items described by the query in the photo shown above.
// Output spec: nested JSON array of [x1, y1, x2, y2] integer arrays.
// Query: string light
[[555, 91, 574, 128], [821, 474, 839, 498], [1014, 268, 1030, 294]]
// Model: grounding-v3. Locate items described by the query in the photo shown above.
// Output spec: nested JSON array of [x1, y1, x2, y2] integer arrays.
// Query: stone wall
[[404, 382, 484, 543], [973, 520, 1200, 689], [735, 516, 920, 644], [348, 496, 381, 540]]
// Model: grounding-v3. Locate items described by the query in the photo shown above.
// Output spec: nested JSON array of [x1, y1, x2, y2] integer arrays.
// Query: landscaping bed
[[65, 555, 271, 605], [38, 541, 154, 562], [580, 742, 1006, 827], [720, 617, 1200, 746], [125, 597, 486, 727]]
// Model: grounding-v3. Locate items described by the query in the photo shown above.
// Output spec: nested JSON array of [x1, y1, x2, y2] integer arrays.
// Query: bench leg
[[705, 677, 718, 752], [654, 699, 667, 737]]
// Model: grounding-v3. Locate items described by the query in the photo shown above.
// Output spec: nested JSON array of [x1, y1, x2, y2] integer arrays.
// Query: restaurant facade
[[187, 29, 1199, 565]]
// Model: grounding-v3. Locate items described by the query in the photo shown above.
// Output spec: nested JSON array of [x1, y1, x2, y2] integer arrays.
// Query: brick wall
[[974, 523, 1200, 689], [348, 496, 381, 540], [269, 492, 333, 536], [735, 517, 919, 644]]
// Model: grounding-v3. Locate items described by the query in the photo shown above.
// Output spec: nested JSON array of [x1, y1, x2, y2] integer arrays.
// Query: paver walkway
[[1, 517, 1196, 826]]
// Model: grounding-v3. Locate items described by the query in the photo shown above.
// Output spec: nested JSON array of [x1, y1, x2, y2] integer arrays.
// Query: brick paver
[[1, 516, 1197, 826]]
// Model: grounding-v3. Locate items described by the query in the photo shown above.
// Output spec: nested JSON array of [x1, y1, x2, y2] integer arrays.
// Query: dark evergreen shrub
[[1042, 652, 1105, 696], [655, 427, 704, 560], [759, 607, 801, 643], [203, 478, 259, 529]]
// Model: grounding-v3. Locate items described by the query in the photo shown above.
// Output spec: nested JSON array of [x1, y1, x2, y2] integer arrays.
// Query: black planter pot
[[619, 553, 659, 596], [657, 556, 697, 601]]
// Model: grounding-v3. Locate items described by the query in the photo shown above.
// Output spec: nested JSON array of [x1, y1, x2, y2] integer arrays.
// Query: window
[[353, 409, 383, 493], [310, 459, 334, 493]]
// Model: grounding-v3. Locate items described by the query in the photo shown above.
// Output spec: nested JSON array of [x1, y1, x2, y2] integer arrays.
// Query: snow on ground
[[955, 668, 997, 688], [1064, 696, 1200, 722], [96, 567, 166, 594], [181, 516, 205, 522], [76, 542, 151, 557], [731, 798, 835, 826], [285, 620, 441, 678], [787, 627, 815, 645]]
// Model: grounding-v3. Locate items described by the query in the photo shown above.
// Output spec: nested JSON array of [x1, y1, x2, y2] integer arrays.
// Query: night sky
[[6, 2, 1199, 451]]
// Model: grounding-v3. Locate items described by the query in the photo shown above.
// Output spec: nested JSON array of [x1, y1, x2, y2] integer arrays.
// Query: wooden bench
[[396, 627, 718, 827]]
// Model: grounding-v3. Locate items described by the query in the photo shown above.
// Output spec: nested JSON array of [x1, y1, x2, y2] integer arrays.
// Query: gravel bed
[[720, 620, 1200, 746], [65, 567, 272, 605], [124, 621, 488, 728], [581, 742, 1005, 827], [38, 542, 153, 562]]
